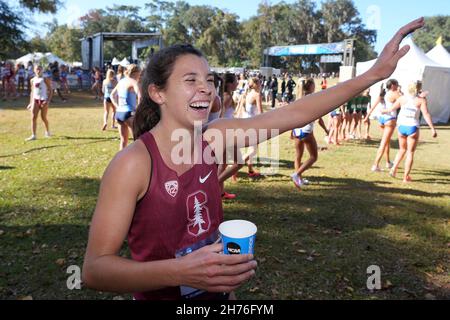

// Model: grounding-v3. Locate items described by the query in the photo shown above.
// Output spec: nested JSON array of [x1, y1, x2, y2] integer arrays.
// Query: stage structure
[[81, 32, 163, 70], [263, 39, 355, 67]]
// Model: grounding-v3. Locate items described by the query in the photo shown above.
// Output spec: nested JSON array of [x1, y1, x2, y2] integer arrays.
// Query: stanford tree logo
[[186, 191, 210, 237]]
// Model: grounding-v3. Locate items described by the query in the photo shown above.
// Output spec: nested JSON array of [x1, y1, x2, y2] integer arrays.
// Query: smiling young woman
[[82, 18, 425, 300]]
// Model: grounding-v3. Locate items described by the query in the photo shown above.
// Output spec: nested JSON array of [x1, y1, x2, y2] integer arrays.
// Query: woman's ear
[[148, 84, 165, 105]]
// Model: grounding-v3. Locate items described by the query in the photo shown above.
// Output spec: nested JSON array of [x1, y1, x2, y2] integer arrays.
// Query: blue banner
[[265, 42, 345, 56]]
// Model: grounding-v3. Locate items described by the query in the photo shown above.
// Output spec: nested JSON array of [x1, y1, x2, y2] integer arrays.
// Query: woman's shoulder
[[107, 140, 151, 180]]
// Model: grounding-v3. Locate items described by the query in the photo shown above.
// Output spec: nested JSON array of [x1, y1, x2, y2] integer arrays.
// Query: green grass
[[0, 92, 449, 300]]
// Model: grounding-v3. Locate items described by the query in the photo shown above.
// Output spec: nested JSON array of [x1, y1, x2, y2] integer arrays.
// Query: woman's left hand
[[367, 18, 425, 81], [432, 129, 438, 138]]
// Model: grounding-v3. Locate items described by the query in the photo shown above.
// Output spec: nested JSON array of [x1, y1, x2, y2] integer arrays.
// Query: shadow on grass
[[0, 166, 15, 170], [224, 180, 449, 299], [0, 137, 116, 159], [0, 145, 68, 159], [307, 175, 450, 198]]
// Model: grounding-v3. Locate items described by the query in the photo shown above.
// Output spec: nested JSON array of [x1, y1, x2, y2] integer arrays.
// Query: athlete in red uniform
[[82, 18, 425, 300]]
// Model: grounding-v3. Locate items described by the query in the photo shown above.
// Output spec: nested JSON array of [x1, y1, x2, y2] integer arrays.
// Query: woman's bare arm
[[420, 98, 437, 137]]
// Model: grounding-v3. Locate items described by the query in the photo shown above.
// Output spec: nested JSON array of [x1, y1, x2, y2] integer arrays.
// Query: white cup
[[219, 220, 257, 255]]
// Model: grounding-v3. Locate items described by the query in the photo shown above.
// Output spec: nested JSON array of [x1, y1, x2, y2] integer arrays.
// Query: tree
[[1, 0, 61, 59], [0, 1, 25, 59], [197, 10, 243, 66], [19, 0, 61, 13], [46, 24, 83, 62], [413, 16, 450, 52]]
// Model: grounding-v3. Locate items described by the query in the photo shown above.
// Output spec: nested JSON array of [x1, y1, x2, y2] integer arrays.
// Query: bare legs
[[27, 103, 50, 140], [103, 101, 116, 130], [294, 134, 318, 179], [118, 118, 134, 150], [372, 123, 396, 170], [391, 131, 419, 182]]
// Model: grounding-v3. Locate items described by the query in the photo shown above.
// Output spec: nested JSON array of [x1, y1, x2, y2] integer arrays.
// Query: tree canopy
[[3, 0, 408, 72], [413, 16, 450, 52]]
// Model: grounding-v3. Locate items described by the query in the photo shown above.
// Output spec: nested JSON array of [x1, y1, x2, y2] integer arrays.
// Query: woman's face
[[157, 54, 215, 127], [228, 78, 238, 92], [35, 67, 43, 77], [130, 71, 141, 81]]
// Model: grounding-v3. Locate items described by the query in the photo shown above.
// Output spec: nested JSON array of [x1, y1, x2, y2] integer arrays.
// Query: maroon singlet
[[128, 132, 225, 300]]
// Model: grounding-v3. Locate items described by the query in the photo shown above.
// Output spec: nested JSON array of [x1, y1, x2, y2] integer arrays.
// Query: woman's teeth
[[190, 102, 209, 109]]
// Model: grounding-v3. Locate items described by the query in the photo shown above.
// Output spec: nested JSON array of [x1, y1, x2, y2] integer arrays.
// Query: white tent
[[119, 58, 130, 67], [15, 52, 70, 67], [356, 37, 450, 123], [111, 57, 120, 66], [15, 52, 44, 65], [427, 45, 450, 68], [45, 53, 69, 66]]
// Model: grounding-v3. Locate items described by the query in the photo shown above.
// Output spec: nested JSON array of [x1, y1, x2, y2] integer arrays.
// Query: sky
[[10, 0, 450, 53]]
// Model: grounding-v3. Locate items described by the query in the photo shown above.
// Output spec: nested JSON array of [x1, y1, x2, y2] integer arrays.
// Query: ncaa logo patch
[[165, 180, 179, 198]]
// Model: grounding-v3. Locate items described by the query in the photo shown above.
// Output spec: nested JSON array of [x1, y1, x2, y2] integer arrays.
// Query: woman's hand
[[177, 243, 257, 293], [432, 128, 438, 138], [367, 18, 425, 81]]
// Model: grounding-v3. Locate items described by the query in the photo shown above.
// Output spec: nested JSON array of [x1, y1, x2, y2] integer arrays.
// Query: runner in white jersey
[[291, 78, 328, 189], [364, 79, 401, 172], [381, 81, 437, 183], [25, 65, 53, 141]]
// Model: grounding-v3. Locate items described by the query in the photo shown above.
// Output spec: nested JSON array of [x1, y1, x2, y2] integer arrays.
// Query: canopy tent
[[111, 57, 120, 66], [119, 58, 130, 67], [15, 52, 70, 67], [356, 37, 450, 124], [427, 44, 450, 68]]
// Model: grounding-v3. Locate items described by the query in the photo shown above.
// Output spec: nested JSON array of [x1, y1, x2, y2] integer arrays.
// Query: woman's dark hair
[[302, 78, 315, 96], [220, 72, 236, 103], [379, 84, 386, 99], [133, 44, 204, 139], [386, 79, 398, 90]]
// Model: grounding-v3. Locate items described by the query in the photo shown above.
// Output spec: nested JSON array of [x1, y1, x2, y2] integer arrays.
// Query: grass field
[[0, 91, 449, 300]]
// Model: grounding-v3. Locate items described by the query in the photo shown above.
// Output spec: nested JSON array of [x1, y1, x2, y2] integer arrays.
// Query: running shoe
[[25, 135, 36, 141], [248, 171, 261, 178], [301, 178, 310, 185], [222, 192, 237, 200], [291, 173, 304, 189], [45, 131, 51, 138], [389, 169, 396, 178], [386, 161, 394, 169], [371, 165, 381, 172]]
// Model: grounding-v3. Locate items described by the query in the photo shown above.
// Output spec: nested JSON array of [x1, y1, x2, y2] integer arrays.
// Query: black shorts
[[104, 97, 112, 103], [115, 111, 134, 124]]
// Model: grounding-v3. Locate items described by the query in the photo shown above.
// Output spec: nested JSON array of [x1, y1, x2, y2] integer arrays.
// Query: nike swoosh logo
[[199, 170, 213, 184]]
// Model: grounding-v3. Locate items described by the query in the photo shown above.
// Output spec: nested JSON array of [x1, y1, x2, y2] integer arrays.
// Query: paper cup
[[219, 220, 257, 255]]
